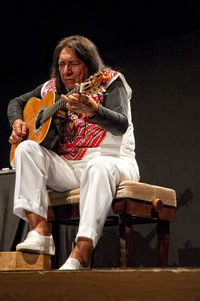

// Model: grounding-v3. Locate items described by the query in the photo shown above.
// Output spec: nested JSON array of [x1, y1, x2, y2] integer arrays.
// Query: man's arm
[[90, 77, 129, 135], [7, 84, 43, 144]]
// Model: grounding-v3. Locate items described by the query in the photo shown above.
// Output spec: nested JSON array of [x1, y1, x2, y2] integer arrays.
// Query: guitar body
[[10, 91, 55, 166]]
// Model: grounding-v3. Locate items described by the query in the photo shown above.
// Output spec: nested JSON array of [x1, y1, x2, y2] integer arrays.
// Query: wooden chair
[[47, 181, 176, 268]]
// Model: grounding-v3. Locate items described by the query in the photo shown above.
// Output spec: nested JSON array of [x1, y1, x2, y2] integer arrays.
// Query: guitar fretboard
[[41, 85, 80, 122]]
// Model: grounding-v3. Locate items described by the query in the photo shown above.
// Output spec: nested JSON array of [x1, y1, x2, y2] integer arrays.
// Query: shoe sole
[[16, 245, 55, 256]]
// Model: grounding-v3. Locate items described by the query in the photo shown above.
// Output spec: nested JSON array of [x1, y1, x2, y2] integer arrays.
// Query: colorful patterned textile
[[41, 70, 119, 160], [41, 78, 56, 98]]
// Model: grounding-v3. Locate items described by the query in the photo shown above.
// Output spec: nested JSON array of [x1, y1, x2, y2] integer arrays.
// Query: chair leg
[[48, 221, 52, 234], [119, 214, 132, 268], [157, 220, 169, 267]]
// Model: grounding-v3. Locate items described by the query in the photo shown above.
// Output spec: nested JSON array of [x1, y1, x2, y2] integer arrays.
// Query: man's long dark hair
[[50, 35, 107, 94]]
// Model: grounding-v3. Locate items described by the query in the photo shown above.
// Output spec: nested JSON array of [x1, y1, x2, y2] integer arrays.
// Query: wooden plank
[[0, 269, 200, 300], [0, 252, 51, 271]]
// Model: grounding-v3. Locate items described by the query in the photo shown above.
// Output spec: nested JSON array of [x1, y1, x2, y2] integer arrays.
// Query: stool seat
[[48, 181, 176, 207]]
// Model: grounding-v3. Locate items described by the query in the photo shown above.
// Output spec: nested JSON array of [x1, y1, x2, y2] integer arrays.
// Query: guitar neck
[[41, 86, 80, 122]]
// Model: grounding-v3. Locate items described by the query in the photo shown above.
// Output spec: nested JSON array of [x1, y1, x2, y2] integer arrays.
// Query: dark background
[[1, 0, 200, 267]]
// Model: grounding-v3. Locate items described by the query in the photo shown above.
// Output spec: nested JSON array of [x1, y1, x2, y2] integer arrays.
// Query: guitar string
[[23, 86, 80, 128]]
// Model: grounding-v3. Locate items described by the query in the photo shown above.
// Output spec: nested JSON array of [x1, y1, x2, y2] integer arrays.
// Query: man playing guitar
[[7, 35, 140, 270]]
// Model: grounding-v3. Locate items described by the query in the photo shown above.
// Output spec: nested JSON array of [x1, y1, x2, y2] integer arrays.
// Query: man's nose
[[64, 64, 72, 75]]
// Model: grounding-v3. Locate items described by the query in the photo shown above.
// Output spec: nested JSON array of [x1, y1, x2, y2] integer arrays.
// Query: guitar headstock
[[79, 71, 109, 95]]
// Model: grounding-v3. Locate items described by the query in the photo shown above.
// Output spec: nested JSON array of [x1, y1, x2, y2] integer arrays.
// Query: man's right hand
[[9, 119, 28, 144]]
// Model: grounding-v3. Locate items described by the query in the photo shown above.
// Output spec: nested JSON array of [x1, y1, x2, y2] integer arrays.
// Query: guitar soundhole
[[34, 106, 46, 134]]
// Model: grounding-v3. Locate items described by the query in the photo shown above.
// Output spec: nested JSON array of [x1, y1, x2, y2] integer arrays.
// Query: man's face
[[58, 47, 89, 91]]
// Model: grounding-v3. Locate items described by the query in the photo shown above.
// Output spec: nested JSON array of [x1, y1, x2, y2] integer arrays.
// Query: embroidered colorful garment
[[41, 70, 119, 160], [41, 78, 56, 98]]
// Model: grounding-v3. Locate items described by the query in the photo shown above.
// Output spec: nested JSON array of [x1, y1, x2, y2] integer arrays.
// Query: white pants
[[14, 140, 139, 247]]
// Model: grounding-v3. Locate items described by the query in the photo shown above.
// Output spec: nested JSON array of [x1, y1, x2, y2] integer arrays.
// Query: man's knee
[[82, 157, 114, 179], [15, 140, 39, 158]]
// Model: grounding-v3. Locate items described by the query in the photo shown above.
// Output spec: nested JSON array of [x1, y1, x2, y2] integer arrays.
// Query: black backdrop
[[104, 31, 200, 266], [1, 1, 200, 267]]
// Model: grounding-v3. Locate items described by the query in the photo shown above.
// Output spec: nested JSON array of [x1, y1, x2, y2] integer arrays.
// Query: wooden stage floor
[[0, 268, 200, 301]]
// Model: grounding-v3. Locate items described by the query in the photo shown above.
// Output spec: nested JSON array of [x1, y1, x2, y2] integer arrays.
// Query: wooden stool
[[47, 181, 176, 267]]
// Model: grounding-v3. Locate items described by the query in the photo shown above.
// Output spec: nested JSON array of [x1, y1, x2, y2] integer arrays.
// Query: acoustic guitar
[[10, 72, 108, 166]]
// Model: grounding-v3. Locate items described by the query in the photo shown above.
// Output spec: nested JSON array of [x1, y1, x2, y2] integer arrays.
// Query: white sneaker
[[16, 230, 55, 255], [59, 258, 82, 270]]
